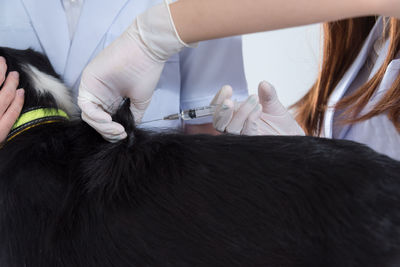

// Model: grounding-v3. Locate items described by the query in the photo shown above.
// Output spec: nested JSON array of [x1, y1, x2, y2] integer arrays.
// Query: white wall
[[242, 24, 321, 107]]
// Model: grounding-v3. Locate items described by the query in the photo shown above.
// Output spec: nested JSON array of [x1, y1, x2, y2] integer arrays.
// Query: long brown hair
[[293, 17, 400, 136]]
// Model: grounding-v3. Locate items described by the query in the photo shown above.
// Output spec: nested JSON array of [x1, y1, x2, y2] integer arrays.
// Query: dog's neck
[[3, 64, 76, 144], [6, 107, 70, 143], [22, 64, 77, 115]]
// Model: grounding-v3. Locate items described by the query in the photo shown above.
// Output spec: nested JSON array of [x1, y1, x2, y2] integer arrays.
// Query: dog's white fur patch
[[23, 64, 77, 115]]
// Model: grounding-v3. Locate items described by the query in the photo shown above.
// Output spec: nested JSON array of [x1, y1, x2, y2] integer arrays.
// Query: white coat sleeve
[[179, 36, 249, 125]]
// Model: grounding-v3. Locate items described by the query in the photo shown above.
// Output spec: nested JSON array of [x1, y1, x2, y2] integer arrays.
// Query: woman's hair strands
[[293, 17, 400, 136]]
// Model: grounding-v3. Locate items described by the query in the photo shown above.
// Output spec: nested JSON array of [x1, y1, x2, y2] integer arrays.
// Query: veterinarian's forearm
[[184, 123, 220, 135], [170, 0, 392, 43]]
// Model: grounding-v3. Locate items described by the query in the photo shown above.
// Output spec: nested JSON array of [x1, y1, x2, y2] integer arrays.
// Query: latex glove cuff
[[133, 0, 198, 62]]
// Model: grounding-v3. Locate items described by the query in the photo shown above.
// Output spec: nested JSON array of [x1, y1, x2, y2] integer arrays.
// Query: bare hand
[[0, 56, 25, 143]]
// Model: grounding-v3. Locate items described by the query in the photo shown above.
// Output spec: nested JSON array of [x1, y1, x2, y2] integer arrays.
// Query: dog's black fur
[[1, 47, 400, 267]]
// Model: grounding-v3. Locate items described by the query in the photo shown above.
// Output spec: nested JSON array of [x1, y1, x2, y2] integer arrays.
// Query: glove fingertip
[[81, 109, 113, 124], [211, 85, 233, 106], [221, 85, 233, 97], [258, 81, 277, 103], [111, 121, 127, 133], [104, 131, 128, 143], [213, 99, 234, 132]]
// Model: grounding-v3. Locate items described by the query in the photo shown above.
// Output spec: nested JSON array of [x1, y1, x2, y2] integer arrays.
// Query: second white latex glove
[[212, 81, 305, 136], [211, 85, 261, 135], [78, 1, 195, 142]]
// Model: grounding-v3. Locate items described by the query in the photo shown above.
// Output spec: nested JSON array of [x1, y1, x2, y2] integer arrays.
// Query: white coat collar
[[62, 0, 129, 87], [323, 17, 384, 138], [21, 0, 129, 87], [21, 0, 71, 75]]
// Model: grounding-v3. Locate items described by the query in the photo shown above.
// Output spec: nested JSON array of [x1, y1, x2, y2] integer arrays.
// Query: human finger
[[0, 89, 24, 143], [213, 98, 234, 132], [258, 81, 287, 116], [210, 85, 233, 106], [82, 110, 127, 142], [80, 99, 127, 142], [0, 71, 19, 116], [225, 94, 259, 135], [241, 104, 262, 136], [0, 56, 7, 86]]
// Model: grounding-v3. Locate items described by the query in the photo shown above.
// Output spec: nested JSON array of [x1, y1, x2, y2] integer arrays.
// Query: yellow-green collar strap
[[6, 107, 69, 143]]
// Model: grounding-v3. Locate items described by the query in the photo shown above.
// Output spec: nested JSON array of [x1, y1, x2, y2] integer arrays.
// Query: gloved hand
[[78, 0, 196, 142], [0, 57, 25, 143], [212, 81, 305, 136], [211, 85, 261, 135]]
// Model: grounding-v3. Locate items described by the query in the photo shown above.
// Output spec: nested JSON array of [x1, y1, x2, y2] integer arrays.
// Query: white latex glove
[[78, 0, 195, 142], [211, 85, 261, 135], [212, 81, 305, 136]]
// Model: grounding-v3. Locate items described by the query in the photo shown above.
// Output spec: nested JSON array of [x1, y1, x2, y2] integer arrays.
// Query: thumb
[[210, 85, 233, 106], [258, 81, 288, 116], [129, 98, 152, 124]]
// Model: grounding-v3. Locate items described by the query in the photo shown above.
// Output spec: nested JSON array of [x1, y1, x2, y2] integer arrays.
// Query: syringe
[[141, 105, 217, 124]]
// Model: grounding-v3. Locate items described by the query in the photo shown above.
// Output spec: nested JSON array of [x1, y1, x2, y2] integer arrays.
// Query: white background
[[242, 24, 321, 107]]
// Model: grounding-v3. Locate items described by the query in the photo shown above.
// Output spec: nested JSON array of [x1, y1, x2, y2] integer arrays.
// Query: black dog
[[1, 47, 400, 267]]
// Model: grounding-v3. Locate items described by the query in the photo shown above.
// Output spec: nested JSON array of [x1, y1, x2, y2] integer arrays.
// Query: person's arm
[[0, 57, 25, 143], [171, 0, 395, 44], [184, 123, 220, 135], [78, 0, 397, 142]]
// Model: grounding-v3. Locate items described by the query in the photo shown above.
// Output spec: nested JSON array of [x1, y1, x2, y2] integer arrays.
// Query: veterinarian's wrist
[[129, 0, 198, 62], [375, 0, 400, 18]]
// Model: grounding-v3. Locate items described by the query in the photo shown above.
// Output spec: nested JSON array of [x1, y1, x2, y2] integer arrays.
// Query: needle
[[140, 118, 164, 124]]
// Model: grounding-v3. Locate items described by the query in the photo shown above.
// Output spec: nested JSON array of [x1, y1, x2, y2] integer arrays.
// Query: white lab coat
[[0, 0, 248, 129], [325, 17, 400, 160]]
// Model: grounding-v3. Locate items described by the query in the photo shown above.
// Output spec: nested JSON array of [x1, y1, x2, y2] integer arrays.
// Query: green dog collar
[[6, 107, 69, 143]]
